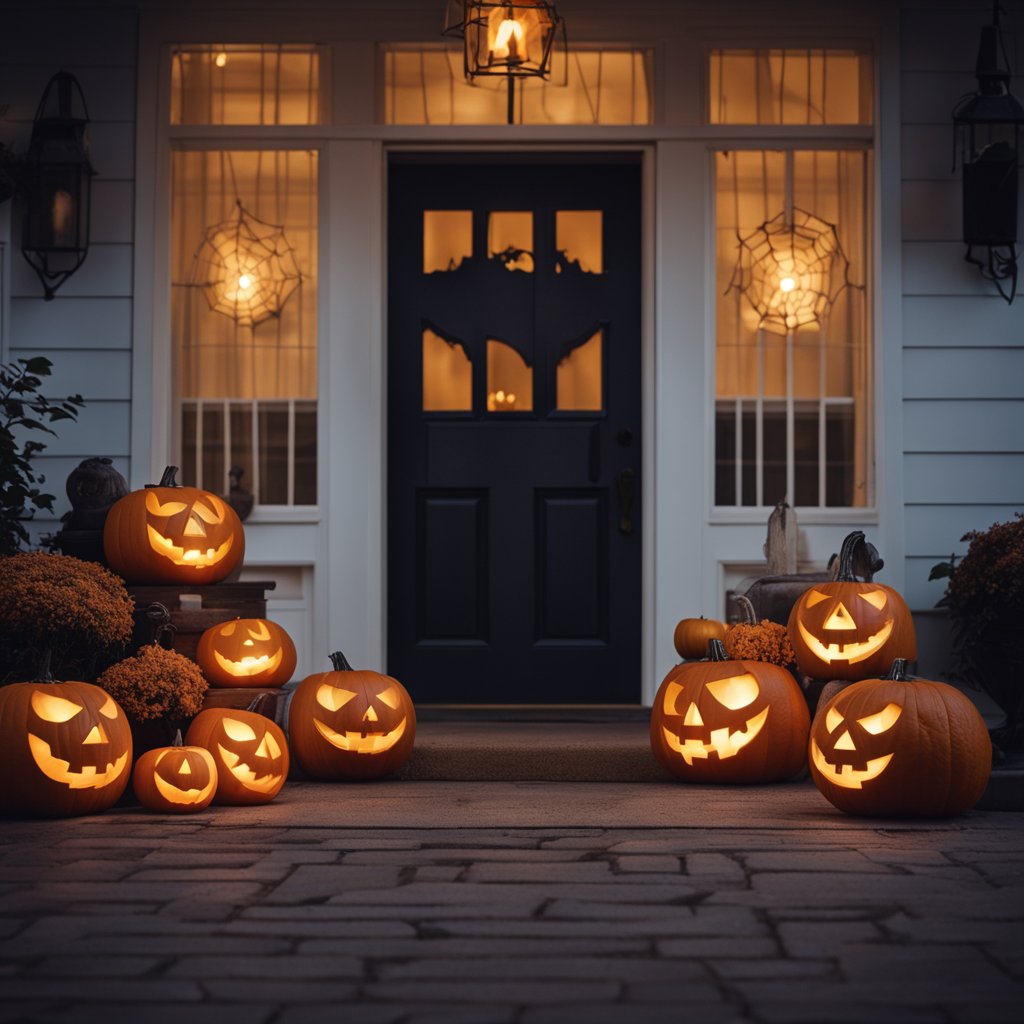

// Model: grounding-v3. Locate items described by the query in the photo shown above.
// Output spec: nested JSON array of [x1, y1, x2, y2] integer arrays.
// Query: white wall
[[899, 1, 1024, 613]]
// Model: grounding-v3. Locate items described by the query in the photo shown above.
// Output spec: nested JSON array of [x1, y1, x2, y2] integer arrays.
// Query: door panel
[[388, 156, 641, 703]]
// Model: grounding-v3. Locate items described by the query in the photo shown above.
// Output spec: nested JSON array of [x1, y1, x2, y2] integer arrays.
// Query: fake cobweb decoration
[[729, 207, 850, 335], [191, 200, 302, 327]]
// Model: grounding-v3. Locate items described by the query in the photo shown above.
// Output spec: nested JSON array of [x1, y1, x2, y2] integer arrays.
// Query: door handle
[[617, 468, 636, 534]]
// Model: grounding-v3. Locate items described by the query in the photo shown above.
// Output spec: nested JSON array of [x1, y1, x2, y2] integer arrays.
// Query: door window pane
[[487, 339, 533, 412], [489, 212, 533, 272], [424, 210, 473, 273], [423, 328, 473, 411], [556, 330, 603, 411], [556, 211, 602, 274]]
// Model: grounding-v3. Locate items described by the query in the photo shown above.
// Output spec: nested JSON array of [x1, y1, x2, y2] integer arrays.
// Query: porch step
[[397, 721, 672, 783]]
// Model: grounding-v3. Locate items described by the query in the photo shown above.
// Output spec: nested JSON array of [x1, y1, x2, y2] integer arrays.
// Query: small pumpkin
[[185, 707, 289, 805], [196, 618, 297, 688], [0, 653, 133, 817], [103, 465, 244, 585], [288, 651, 416, 780], [809, 659, 992, 817], [132, 730, 218, 813], [788, 531, 916, 682], [650, 639, 809, 784], [673, 616, 727, 660]]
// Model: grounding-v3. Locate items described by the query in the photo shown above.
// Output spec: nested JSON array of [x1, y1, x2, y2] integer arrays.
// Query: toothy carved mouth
[[147, 526, 234, 568], [213, 649, 284, 677], [810, 739, 893, 790], [662, 707, 769, 766], [216, 745, 284, 794], [153, 773, 218, 805], [313, 716, 407, 755], [28, 735, 128, 789], [797, 619, 894, 666]]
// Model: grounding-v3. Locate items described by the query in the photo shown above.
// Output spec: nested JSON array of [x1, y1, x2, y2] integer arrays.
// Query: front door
[[387, 155, 642, 703]]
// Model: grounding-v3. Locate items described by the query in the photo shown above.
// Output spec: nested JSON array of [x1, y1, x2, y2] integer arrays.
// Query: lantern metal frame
[[952, 1, 1024, 304], [21, 71, 95, 301], [443, 0, 566, 124]]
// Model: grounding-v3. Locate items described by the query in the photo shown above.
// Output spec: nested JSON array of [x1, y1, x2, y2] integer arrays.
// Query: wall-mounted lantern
[[444, 0, 565, 124], [952, 1, 1024, 303], [21, 71, 95, 301]]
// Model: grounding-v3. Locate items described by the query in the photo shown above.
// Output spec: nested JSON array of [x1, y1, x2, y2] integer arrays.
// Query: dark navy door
[[387, 155, 641, 703]]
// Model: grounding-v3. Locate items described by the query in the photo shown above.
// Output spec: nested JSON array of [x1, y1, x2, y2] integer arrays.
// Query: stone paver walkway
[[2, 780, 1023, 1024]]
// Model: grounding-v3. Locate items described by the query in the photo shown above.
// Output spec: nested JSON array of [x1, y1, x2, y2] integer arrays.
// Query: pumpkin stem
[[153, 465, 180, 488], [837, 530, 867, 581], [173, 729, 184, 747], [705, 638, 729, 662], [884, 658, 909, 682], [329, 651, 354, 672], [734, 594, 757, 625], [35, 649, 55, 684]]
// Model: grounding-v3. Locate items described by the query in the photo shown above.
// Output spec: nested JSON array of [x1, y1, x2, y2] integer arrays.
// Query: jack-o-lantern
[[788, 531, 916, 682], [196, 618, 296, 688], [184, 708, 288, 804], [673, 617, 727, 660], [103, 466, 244, 585], [0, 655, 133, 817], [650, 639, 809, 783], [288, 651, 416, 780], [809, 659, 992, 817], [132, 730, 218, 813]]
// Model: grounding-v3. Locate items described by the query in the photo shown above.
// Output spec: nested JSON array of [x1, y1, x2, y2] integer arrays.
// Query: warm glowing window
[[487, 340, 533, 413], [172, 150, 318, 506], [556, 330, 603, 411], [171, 45, 322, 125], [556, 211, 602, 274], [714, 149, 870, 508], [489, 212, 534, 272], [424, 210, 473, 273], [383, 48, 651, 125], [709, 49, 872, 125], [423, 328, 473, 411]]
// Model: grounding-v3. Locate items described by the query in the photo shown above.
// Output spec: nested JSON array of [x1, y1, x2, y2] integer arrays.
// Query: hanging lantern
[[21, 71, 95, 301], [444, 1, 565, 123], [191, 199, 302, 327], [730, 207, 850, 335], [952, 1, 1024, 304]]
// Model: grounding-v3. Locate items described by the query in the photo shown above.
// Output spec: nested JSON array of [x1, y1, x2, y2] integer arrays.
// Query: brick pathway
[[1, 780, 1023, 1023]]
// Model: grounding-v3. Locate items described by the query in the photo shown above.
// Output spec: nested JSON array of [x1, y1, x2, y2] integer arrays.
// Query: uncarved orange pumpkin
[[809, 659, 992, 817], [185, 707, 288, 805], [132, 732, 218, 813], [788, 531, 916, 682], [673, 617, 727, 660], [103, 466, 244, 585], [651, 639, 809, 784], [196, 618, 297, 688], [288, 651, 416, 780]]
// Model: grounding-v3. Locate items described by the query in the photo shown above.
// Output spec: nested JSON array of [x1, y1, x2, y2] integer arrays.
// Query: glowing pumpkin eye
[[804, 589, 830, 608], [705, 673, 760, 710], [98, 693, 120, 719], [376, 686, 400, 710], [857, 703, 902, 734], [221, 718, 258, 742], [316, 684, 357, 712], [31, 691, 83, 722], [826, 706, 845, 733], [663, 680, 684, 716], [219, 623, 238, 637], [191, 498, 225, 524], [145, 493, 189, 516], [860, 590, 888, 611], [248, 622, 272, 641]]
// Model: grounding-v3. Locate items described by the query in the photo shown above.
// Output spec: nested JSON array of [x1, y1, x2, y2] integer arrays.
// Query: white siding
[[0, 7, 138, 539], [899, 1, 1024, 611]]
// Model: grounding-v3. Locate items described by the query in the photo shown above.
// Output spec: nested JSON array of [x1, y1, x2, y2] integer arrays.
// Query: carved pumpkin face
[[650, 640, 809, 784], [788, 582, 916, 682], [809, 663, 992, 817], [132, 742, 218, 813], [288, 652, 416, 780], [0, 679, 133, 817], [103, 466, 244, 585], [185, 708, 289, 804], [196, 618, 297, 688]]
